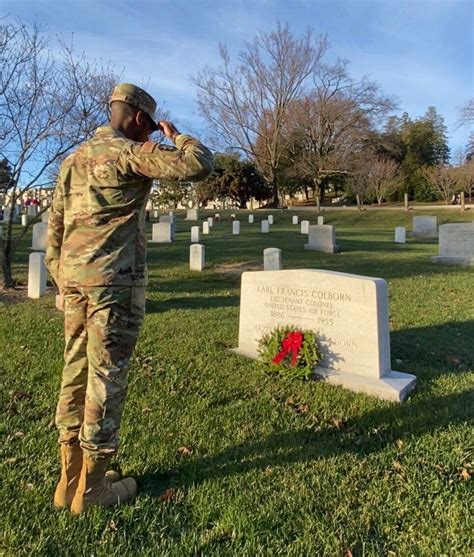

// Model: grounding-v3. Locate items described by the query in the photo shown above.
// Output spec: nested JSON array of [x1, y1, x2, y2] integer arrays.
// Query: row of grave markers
[[20, 211, 474, 300]]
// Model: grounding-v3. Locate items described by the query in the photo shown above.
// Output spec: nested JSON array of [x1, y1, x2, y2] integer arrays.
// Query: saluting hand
[[158, 121, 180, 143]]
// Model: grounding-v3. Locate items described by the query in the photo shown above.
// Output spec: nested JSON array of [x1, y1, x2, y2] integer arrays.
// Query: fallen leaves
[[285, 397, 309, 414], [159, 488, 177, 502], [460, 468, 471, 481]]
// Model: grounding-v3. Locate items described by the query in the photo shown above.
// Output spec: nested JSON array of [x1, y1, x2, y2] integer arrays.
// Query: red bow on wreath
[[272, 331, 303, 366]]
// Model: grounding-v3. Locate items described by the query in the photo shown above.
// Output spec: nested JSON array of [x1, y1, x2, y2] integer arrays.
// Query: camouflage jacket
[[45, 126, 213, 287]]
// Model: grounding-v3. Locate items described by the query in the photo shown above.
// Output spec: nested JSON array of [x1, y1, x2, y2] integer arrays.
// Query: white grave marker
[[207, 217, 214, 227], [41, 211, 50, 223], [263, 248, 282, 271], [317, 216, 324, 225], [159, 215, 176, 235], [190, 244, 205, 271], [412, 216, 437, 238], [21, 214, 28, 227], [232, 270, 416, 402], [395, 227, 406, 243], [27, 205, 37, 217], [431, 223, 474, 266], [233, 221, 241, 235], [32, 222, 48, 251], [153, 210, 159, 219], [3, 207, 12, 223], [28, 252, 47, 299], [203, 221, 210, 235], [191, 226, 200, 243], [292, 216, 299, 225], [150, 222, 173, 243], [248, 214, 254, 224], [300, 220, 310, 235], [186, 208, 199, 221], [268, 215, 274, 225], [261, 220, 269, 233], [304, 225, 339, 254]]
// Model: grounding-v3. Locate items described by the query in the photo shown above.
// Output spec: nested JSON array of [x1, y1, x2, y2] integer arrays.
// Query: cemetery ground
[[1, 209, 473, 556]]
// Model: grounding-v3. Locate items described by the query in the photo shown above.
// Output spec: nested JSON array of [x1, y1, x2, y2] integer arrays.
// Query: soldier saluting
[[45, 83, 213, 513]]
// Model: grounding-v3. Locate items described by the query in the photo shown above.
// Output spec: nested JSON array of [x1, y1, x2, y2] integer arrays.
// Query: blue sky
[[3, 0, 473, 156]]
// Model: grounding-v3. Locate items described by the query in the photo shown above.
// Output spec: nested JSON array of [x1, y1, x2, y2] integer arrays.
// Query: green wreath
[[257, 325, 323, 380]]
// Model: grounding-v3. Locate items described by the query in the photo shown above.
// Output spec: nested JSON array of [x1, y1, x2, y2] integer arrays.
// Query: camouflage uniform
[[46, 86, 213, 458]]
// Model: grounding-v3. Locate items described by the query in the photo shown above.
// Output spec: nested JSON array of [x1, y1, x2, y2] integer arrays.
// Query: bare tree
[[0, 21, 118, 289], [369, 158, 400, 205], [193, 21, 328, 204], [279, 58, 395, 206], [457, 98, 474, 127], [456, 98, 474, 159], [347, 156, 373, 211], [421, 166, 462, 205]]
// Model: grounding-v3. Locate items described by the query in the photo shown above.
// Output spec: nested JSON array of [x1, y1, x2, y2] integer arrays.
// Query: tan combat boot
[[70, 454, 137, 514], [54, 444, 83, 508], [54, 445, 121, 509]]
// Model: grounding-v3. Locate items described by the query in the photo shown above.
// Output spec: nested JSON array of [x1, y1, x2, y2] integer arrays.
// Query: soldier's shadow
[[138, 389, 473, 497]]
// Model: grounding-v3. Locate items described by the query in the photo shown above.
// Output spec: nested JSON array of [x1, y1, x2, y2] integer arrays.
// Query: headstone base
[[230, 349, 416, 402], [315, 368, 416, 402], [304, 243, 340, 253], [431, 256, 474, 266], [411, 231, 438, 238]]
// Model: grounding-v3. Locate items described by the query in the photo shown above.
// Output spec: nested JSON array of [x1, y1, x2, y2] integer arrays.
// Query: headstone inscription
[[431, 223, 474, 266], [190, 244, 205, 271], [263, 248, 282, 271], [232, 270, 416, 402], [304, 225, 339, 253], [28, 252, 47, 299], [300, 220, 310, 235], [395, 227, 406, 243], [412, 216, 437, 238]]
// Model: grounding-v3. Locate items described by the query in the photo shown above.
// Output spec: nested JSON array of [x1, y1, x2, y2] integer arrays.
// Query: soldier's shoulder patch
[[158, 144, 176, 152], [141, 141, 158, 154]]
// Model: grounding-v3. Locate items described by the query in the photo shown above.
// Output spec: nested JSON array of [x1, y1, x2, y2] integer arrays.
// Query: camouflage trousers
[[56, 285, 145, 458]]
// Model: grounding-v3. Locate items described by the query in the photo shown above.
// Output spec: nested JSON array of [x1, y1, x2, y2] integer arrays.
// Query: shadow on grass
[[390, 320, 474, 378], [146, 294, 240, 313], [139, 388, 473, 497]]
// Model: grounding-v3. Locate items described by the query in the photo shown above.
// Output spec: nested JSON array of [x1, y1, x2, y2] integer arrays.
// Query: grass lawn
[[1, 209, 473, 556]]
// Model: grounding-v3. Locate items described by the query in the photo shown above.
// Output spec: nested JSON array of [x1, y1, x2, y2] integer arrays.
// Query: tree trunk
[[313, 176, 322, 210], [356, 194, 362, 211], [0, 194, 18, 290], [272, 184, 279, 205], [0, 237, 15, 290]]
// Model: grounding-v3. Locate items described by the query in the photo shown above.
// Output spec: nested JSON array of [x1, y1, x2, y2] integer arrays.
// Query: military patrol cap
[[109, 83, 158, 130]]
